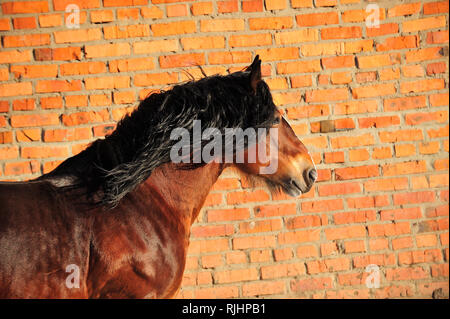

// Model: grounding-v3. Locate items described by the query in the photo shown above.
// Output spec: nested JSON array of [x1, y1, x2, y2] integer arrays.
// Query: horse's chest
[[93, 216, 189, 298]]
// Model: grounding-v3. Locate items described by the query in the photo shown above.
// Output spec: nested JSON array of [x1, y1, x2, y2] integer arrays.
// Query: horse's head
[[233, 56, 317, 197]]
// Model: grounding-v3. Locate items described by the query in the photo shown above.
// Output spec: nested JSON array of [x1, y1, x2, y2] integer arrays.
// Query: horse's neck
[[140, 162, 224, 224]]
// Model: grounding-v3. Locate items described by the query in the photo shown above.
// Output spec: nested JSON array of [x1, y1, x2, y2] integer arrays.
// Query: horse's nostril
[[308, 169, 317, 184]]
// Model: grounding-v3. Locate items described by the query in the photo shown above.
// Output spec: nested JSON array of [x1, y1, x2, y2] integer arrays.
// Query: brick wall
[[0, 0, 448, 299]]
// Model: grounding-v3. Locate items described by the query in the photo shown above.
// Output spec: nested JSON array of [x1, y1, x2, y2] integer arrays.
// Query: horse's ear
[[247, 55, 262, 93]]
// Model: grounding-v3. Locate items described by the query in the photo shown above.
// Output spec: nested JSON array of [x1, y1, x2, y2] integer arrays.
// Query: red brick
[[4, 160, 40, 176], [352, 83, 396, 99], [357, 53, 401, 69], [38, 14, 61, 27], [394, 191, 436, 206], [291, 277, 333, 292], [207, 208, 249, 222], [322, 55, 354, 69], [376, 35, 418, 51], [103, 0, 145, 7], [324, 152, 344, 163], [60, 62, 106, 75], [134, 72, 178, 87], [133, 39, 178, 54], [90, 10, 114, 23], [334, 100, 378, 115], [256, 47, 298, 61], [12, 99, 35, 111], [191, 2, 213, 15], [401, 79, 445, 94], [296, 12, 338, 26], [140, 6, 164, 19], [249, 17, 293, 30], [348, 149, 370, 162], [104, 25, 150, 39], [261, 262, 305, 279], [322, 26, 362, 40], [181, 36, 225, 50], [354, 71, 375, 84], [89, 94, 112, 107], [218, 0, 238, 13], [274, 248, 293, 261], [402, 64, 425, 78], [334, 211, 376, 225], [194, 286, 239, 299], [62, 110, 109, 126], [53, 29, 101, 44], [301, 199, 344, 213], [242, 281, 285, 297], [53, 0, 100, 10], [277, 60, 321, 74], [11, 65, 57, 79], [152, 21, 196, 36], [366, 23, 398, 37], [0, 146, 19, 159], [368, 222, 411, 237], [353, 253, 396, 268], [117, 8, 140, 20], [278, 229, 320, 244], [0, 18, 10, 31], [85, 43, 130, 58], [318, 182, 361, 197], [335, 165, 379, 180], [13, 17, 37, 29], [358, 116, 400, 128], [201, 19, 244, 32], [424, 1, 449, 14], [427, 30, 449, 44], [405, 47, 443, 63], [233, 235, 276, 249], [227, 190, 270, 205], [254, 203, 296, 218], [3, 34, 50, 48], [399, 250, 442, 265], [406, 111, 447, 126], [44, 128, 92, 142], [41, 97, 63, 109], [388, 2, 421, 17], [2, 1, 49, 14], [209, 51, 252, 65], [384, 96, 427, 112], [230, 33, 272, 48], [167, 4, 187, 16], [286, 215, 321, 229], [0, 132, 13, 144], [331, 134, 375, 148], [34, 47, 81, 61], [21, 146, 68, 159], [36, 80, 82, 93], [430, 93, 449, 107], [160, 53, 205, 69], [305, 88, 348, 102], [342, 8, 386, 23], [85, 76, 129, 90], [383, 160, 427, 176], [403, 16, 447, 33], [0, 82, 32, 97]]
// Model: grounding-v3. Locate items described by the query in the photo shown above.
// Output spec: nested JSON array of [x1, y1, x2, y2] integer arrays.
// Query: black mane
[[41, 59, 277, 208]]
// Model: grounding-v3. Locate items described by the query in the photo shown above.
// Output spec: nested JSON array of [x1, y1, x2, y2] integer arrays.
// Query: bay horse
[[0, 56, 317, 298]]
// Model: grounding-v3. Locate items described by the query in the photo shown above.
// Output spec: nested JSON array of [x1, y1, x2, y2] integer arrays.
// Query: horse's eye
[[273, 117, 281, 125]]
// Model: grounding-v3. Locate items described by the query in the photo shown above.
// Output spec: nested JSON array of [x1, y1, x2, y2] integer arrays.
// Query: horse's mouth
[[281, 179, 308, 197]]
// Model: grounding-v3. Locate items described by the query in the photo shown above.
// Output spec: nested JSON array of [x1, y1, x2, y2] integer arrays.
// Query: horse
[[0, 56, 317, 298]]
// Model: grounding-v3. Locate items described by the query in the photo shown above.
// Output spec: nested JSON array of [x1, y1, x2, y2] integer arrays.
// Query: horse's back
[[0, 180, 91, 298]]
